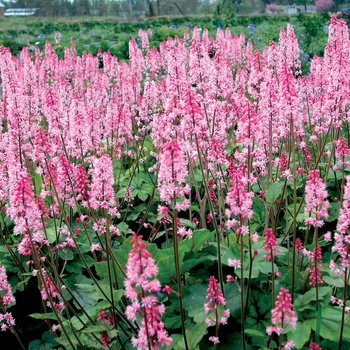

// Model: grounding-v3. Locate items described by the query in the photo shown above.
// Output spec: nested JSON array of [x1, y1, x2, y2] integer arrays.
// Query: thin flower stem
[[244, 233, 253, 324], [9, 326, 26, 350], [194, 136, 225, 295], [339, 266, 348, 349], [271, 252, 276, 308], [172, 205, 189, 350], [314, 229, 319, 309], [240, 233, 246, 350]]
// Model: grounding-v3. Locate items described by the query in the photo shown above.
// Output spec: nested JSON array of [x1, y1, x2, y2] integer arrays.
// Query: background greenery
[[0, 12, 331, 71]]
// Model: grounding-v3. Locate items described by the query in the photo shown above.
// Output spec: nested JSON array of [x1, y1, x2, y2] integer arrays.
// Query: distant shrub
[[316, 0, 334, 11], [266, 3, 277, 13]]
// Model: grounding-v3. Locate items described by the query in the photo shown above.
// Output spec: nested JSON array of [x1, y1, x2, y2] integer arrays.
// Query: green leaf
[[34, 173, 43, 195], [245, 329, 266, 338], [182, 251, 209, 273], [179, 229, 213, 253], [157, 254, 179, 284], [58, 248, 74, 260], [183, 284, 207, 310], [81, 325, 108, 333], [266, 181, 284, 206], [164, 315, 182, 330], [189, 205, 200, 213], [225, 283, 241, 316], [29, 331, 59, 350], [94, 260, 121, 287], [179, 218, 196, 230], [173, 321, 208, 349], [251, 197, 266, 233], [45, 220, 59, 244], [130, 176, 154, 201], [30, 313, 58, 321], [287, 321, 311, 349], [325, 202, 340, 222], [64, 276, 101, 310], [127, 203, 147, 221], [29, 339, 54, 350], [117, 222, 132, 234], [305, 306, 350, 342], [323, 274, 344, 288], [294, 287, 332, 312]]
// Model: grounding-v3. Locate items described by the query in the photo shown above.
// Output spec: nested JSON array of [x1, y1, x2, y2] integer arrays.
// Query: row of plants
[[0, 13, 330, 64], [0, 13, 350, 350]]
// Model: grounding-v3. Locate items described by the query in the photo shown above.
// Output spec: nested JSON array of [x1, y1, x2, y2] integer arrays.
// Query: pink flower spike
[[204, 276, 229, 341], [0, 264, 16, 307], [295, 238, 303, 253], [263, 229, 280, 260], [270, 288, 297, 333], [304, 169, 329, 228], [124, 234, 172, 349]]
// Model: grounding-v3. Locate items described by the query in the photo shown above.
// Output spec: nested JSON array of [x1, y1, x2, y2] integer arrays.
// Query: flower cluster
[[266, 288, 297, 336], [157, 139, 189, 206], [263, 229, 280, 261], [332, 176, 350, 271], [124, 234, 171, 349], [0, 264, 16, 332], [307, 245, 324, 287], [204, 276, 230, 344], [304, 170, 329, 227]]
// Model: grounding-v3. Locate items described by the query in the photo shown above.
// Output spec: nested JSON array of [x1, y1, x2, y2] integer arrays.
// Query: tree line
[[9, 0, 213, 17]]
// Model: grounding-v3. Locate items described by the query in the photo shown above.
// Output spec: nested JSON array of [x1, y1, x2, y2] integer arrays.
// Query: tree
[[71, 0, 91, 16], [315, 0, 333, 11]]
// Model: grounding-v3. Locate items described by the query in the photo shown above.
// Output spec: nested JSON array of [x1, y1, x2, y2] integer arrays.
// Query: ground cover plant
[[0, 14, 350, 350]]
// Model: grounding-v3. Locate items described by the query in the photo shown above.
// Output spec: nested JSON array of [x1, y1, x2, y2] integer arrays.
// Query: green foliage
[[28, 331, 59, 350], [0, 13, 332, 62]]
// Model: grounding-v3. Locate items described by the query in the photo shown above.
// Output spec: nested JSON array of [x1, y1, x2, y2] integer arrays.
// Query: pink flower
[[163, 285, 173, 295], [324, 231, 332, 241], [124, 234, 171, 349], [97, 311, 107, 320], [89, 154, 115, 209], [101, 331, 111, 348], [204, 276, 230, 344], [158, 139, 189, 204], [91, 244, 102, 253], [204, 276, 227, 312], [309, 342, 322, 350], [226, 163, 253, 221], [295, 238, 303, 253], [226, 275, 235, 283], [307, 245, 324, 287], [263, 229, 280, 260], [304, 170, 329, 228], [0, 264, 16, 307], [250, 232, 259, 243], [335, 138, 350, 167], [0, 265, 16, 332], [285, 340, 295, 350], [209, 336, 220, 345], [75, 165, 90, 202], [228, 259, 241, 269], [270, 288, 297, 333]]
